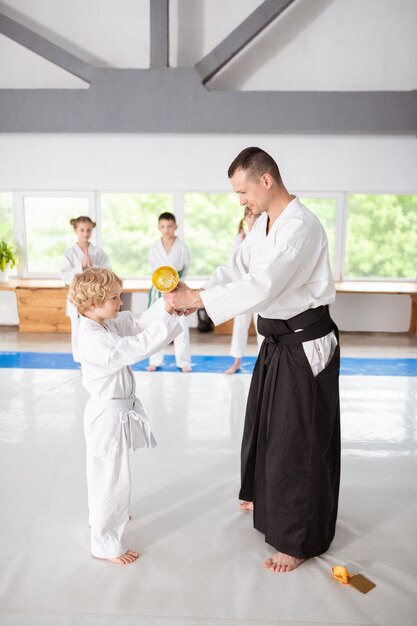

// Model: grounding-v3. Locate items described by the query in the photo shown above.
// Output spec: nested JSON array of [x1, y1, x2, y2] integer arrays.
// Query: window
[[100, 193, 172, 276], [184, 193, 241, 276], [345, 194, 417, 279], [22, 195, 92, 275], [0, 192, 16, 276], [299, 196, 337, 271]]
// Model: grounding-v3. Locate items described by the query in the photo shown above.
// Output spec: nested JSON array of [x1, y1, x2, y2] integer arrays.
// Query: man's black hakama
[[239, 305, 340, 559]]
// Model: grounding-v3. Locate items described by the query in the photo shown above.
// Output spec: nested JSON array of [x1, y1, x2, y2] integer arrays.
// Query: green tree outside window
[[345, 195, 417, 279], [100, 193, 172, 276], [184, 193, 243, 276]]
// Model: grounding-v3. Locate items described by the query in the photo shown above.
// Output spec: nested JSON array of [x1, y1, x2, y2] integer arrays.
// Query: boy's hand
[[164, 300, 175, 315]]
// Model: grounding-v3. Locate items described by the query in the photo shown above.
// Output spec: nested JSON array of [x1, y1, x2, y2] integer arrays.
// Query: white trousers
[[84, 396, 155, 559], [149, 313, 191, 368], [69, 315, 80, 363], [87, 433, 131, 558], [230, 313, 263, 358]]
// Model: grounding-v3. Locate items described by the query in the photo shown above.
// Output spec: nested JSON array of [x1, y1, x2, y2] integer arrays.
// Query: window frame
[[13, 191, 96, 278], [5, 188, 416, 282]]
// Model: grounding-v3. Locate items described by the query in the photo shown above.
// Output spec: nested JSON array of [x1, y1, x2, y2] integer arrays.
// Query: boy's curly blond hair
[[69, 268, 123, 315]]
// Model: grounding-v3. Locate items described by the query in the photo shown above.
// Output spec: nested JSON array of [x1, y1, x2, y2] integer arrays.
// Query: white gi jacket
[[148, 237, 191, 368], [78, 300, 181, 457], [201, 197, 335, 325], [148, 238, 190, 286]]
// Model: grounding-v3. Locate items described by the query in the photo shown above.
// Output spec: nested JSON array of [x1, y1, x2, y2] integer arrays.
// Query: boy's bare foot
[[182, 366, 192, 373], [239, 500, 254, 511], [263, 552, 305, 573], [146, 365, 158, 371], [225, 359, 241, 375], [93, 550, 139, 565]]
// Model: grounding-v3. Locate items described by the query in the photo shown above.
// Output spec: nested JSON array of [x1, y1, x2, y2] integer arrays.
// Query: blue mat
[[0, 352, 416, 376]]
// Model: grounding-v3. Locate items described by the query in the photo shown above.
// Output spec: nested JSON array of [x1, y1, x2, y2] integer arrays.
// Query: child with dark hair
[[147, 212, 192, 372]]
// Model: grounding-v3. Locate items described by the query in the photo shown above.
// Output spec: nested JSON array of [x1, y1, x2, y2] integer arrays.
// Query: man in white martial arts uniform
[[165, 147, 340, 574], [147, 212, 192, 372], [70, 268, 181, 565]]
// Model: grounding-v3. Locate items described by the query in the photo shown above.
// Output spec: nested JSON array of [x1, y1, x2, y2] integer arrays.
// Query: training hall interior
[[0, 1, 416, 625]]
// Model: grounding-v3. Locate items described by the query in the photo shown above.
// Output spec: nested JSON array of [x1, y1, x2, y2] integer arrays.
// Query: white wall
[[1, 134, 416, 193]]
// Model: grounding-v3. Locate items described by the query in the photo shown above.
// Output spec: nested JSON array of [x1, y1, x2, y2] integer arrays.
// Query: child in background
[[147, 212, 192, 372], [61, 216, 111, 362], [225, 207, 263, 375], [69, 268, 181, 565]]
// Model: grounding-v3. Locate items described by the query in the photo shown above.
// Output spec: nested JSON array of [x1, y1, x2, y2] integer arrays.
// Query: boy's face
[[158, 219, 177, 238], [89, 284, 123, 322]]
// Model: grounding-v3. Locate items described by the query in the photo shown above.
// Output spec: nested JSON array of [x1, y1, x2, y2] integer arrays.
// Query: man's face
[[230, 168, 268, 215]]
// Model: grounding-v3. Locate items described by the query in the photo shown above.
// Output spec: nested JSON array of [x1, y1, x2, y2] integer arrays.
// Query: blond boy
[[70, 268, 181, 564]]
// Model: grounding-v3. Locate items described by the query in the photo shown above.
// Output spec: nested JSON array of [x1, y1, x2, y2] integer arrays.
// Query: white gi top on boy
[[78, 300, 181, 457]]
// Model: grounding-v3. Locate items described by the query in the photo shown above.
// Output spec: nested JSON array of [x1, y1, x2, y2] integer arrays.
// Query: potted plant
[[0, 241, 17, 282]]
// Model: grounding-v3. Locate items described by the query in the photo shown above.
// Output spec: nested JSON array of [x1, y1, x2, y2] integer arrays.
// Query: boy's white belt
[[91, 396, 156, 450]]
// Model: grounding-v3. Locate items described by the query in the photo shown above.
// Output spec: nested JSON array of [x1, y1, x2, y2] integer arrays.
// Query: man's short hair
[[158, 212, 176, 223], [228, 147, 282, 184], [69, 268, 123, 315]]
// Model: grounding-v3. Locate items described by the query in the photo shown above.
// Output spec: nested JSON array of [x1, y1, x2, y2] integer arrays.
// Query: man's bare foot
[[263, 551, 305, 573], [146, 365, 158, 371], [225, 359, 241, 375], [93, 550, 139, 565], [182, 366, 192, 373], [239, 500, 254, 511]]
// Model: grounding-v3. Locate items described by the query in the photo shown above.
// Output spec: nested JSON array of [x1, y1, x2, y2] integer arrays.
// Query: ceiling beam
[[0, 68, 415, 134], [0, 12, 93, 83], [195, 0, 296, 84], [150, 0, 169, 68]]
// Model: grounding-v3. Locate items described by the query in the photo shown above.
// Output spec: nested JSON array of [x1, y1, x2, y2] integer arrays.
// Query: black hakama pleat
[[239, 306, 340, 559]]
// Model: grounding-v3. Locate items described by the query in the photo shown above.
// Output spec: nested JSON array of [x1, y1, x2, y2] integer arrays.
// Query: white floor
[[0, 331, 416, 626]]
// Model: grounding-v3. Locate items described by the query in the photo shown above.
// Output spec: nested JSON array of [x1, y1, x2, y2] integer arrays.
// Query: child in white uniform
[[147, 212, 192, 372], [61, 216, 110, 362], [225, 207, 263, 374], [69, 268, 181, 565]]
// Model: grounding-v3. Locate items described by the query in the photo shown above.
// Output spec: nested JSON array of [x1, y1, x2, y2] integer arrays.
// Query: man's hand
[[164, 282, 203, 311], [176, 306, 199, 317]]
